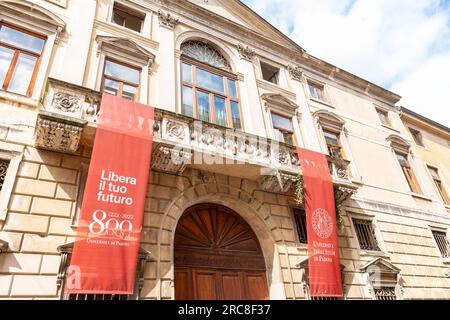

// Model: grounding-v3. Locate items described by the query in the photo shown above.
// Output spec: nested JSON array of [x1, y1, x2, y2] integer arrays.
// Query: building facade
[[0, 0, 450, 300]]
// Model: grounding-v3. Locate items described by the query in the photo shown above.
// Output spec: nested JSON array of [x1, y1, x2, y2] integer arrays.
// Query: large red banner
[[65, 94, 154, 294], [296, 147, 342, 298]]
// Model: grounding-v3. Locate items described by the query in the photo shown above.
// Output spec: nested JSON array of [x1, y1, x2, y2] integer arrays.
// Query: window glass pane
[[271, 113, 292, 131], [0, 26, 45, 54], [230, 101, 241, 130], [124, 15, 142, 32], [273, 128, 284, 143], [395, 153, 408, 166], [104, 60, 140, 85], [323, 131, 339, 145], [196, 91, 210, 122], [378, 111, 389, 126], [428, 167, 440, 180], [182, 86, 194, 117], [0, 46, 14, 85], [214, 96, 227, 127], [103, 79, 119, 96], [182, 63, 192, 83], [283, 132, 294, 145], [122, 84, 137, 101], [8, 53, 36, 95], [112, 11, 125, 26], [309, 83, 324, 100], [196, 68, 225, 93], [228, 79, 237, 98]]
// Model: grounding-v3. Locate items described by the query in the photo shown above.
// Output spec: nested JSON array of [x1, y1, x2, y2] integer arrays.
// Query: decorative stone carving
[[152, 145, 192, 175], [35, 115, 85, 154], [52, 92, 83, 113], [158, 10, 179, 29], [166, 120, 187, 141], [0, 160, 9, 192], [288, 65, 303, 81], [0, 239, 8, 253], [237, 44, 255, 61], [259, 170, 296, 193], [334, 185, 357, 205]]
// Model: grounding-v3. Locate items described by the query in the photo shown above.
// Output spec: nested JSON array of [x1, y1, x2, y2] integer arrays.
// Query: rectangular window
[[353, 219, 381, 251], [293, 208, 307, 244], [260, 61, 279, 85], [409, 127, 424, 147], [432, 230, 450, 258], [112, 3, 144, 33], [102, 59, 140, 101], [0, 159, 10, 192], [271, 113, 294, 145], [180, 60, 241, 129], [308, 82, 325, 101], [0, 23, 46, 96], [374, 288, 397, 301], [395, 152, 421, 193], [428, 166, 449, 204], [376, 109, 391, 127]]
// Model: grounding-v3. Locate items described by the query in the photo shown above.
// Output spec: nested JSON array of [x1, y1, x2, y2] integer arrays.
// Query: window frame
[[101, 58, 141, 101], [0, 22, 47, 97], [427, 165, 450, 205], [291, 207, 307, 245], [394, 151, 422, 194], [111, 1, 145, 33], [408, 127, 425, 147], [270, 111, 296, 146], [307, 80, 327, 103], [430, 228, 450, 260], [375, 108, 391, 127], [0, 142, 23, 222], [259, 60, 280, 85], [180, 56, 243, 130], [348, 213, 388, 257], [352, 218, 381, 252]]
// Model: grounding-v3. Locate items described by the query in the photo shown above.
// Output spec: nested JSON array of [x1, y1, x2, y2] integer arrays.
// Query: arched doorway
[[174, 203, 269, 300]]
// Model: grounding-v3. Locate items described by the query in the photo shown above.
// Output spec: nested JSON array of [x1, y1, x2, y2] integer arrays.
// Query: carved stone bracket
[[334, 185, 357, 205], [151, 144, 192, 175], [237, 44, 255, 61], [288, 65, 303, 81], [35, 111, 86, 154], [0, 239, 8, 253], [158, 10, 179, 29], [259, 170, 296, 194]]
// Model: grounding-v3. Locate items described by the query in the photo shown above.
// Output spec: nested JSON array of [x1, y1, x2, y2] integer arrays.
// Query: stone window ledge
[[442, 258, 450, 265], [0, 90, 40, 109], [410, 192, 433, 202], [381, 124, 400, 133], [359, 250, 391, 259], [310, 97, 335, 108]]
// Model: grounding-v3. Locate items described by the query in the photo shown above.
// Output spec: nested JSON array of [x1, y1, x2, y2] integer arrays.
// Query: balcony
[[34, 78, 358, 199]]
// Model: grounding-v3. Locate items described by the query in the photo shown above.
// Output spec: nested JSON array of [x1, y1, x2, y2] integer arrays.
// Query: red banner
[[65, 94, 154, 294], [296, 147, 342, 298]]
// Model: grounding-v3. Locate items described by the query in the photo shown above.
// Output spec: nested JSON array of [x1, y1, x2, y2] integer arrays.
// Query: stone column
[[156, 10, 179, 112]]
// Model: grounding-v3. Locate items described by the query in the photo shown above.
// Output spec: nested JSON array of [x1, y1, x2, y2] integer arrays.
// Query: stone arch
[[156, 181, 286, 300], [175, 30, 238, 73]]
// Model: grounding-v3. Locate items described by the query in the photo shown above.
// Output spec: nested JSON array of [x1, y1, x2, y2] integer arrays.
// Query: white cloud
[[243, 0, 450, 126]]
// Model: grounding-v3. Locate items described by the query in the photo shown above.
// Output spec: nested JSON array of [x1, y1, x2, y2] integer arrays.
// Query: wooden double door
[[174, 204, 269, 300]]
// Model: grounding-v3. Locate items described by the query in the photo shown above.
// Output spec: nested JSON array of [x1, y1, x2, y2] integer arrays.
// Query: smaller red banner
[[65, 94, 154, 294], [296, 147, 343, 298]]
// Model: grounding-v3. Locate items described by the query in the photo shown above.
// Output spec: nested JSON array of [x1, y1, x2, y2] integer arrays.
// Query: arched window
[[180, 41, 242, 129]]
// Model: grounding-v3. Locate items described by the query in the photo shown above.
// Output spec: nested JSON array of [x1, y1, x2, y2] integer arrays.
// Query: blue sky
[[243, 0, 450, 126]]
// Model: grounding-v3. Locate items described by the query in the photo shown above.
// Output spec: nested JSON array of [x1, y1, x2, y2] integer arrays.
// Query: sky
[[242, 0, 450, 127]]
